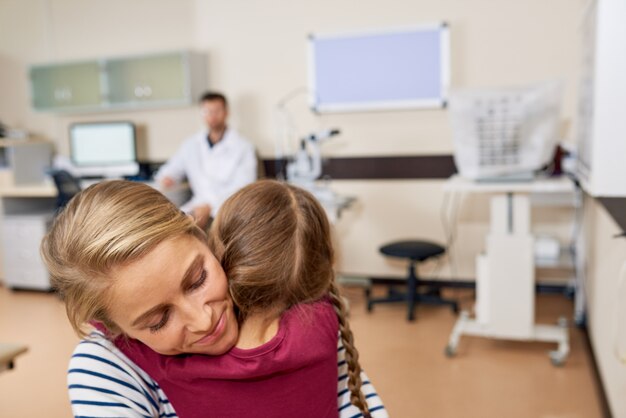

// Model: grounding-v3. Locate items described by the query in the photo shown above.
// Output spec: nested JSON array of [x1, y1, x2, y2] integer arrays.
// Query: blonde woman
[[42, 180, 386, 418]]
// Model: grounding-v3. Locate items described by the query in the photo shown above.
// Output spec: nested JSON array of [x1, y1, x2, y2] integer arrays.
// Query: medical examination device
[[286, 128, 340, 202], [445, 81, 571, 366], [449, 81, 562, 181]]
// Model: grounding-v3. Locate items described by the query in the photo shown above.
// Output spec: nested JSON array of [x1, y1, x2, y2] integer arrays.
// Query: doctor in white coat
[[155, 92, 257, 228]]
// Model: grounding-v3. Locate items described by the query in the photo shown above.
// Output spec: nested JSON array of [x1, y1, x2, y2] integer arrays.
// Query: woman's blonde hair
[[209, 180, 371, 417], [40, 180, 205, 338]]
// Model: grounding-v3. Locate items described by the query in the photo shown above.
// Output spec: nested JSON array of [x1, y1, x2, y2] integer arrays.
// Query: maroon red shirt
[[115, 299, 340, 418]]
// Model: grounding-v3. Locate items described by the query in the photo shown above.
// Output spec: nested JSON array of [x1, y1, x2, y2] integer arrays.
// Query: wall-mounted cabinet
[[29, 51, 207, 113], [105, 52, 206, 109], [30, 61, 103, 111]]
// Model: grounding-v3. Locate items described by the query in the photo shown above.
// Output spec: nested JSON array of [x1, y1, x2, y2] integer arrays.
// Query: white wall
[[192, 0, 582, 157], [0, 0, 586, 278], [583, 197, 626, 417]]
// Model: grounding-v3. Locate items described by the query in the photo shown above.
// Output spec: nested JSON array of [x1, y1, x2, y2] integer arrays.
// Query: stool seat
[[380, 240, 445, 262], [367, 239, 458, 321]]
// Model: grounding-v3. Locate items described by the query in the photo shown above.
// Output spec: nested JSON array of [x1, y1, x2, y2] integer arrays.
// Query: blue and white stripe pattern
[[337, 338, 388, 418], [68, 331, 177, 418], [68, 331, 388, 417]]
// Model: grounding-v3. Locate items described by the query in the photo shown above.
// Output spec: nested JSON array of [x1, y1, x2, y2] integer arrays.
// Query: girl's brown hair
[[40, 180, 205, 338], [209, 180, 370, 417]]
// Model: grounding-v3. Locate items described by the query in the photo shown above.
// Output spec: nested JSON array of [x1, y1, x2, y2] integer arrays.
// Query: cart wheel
[[444, 345, 456, 358], [550, 352, 566, 367], [574, 311, 586, 327], [551, 356, 565, 367]]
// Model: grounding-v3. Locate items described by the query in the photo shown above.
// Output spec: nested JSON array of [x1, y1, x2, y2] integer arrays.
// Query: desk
[[78, 180, 190, 208], [287, 181, 355, 224], [0, 343, 27, 373], [444, 175, 577, 365], [0, 180, 190, 290], [0, 180, 188, 200], [0, 184, 56, 197], [316, 193, 356, 224]]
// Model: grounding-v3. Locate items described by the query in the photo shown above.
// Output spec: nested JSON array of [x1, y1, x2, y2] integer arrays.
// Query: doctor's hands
[[191, 204, 213, 230], [160, 176, 176, 189]]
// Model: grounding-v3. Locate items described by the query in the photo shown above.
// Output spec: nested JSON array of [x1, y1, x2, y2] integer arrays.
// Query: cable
[[276, 86, 308, 109], [443, 188, 463, 280], [274, 87, 309, 180], [433, 187, 463, 297]]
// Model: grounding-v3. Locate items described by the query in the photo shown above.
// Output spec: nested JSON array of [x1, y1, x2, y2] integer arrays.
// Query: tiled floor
[[0, 285, 604, 417]]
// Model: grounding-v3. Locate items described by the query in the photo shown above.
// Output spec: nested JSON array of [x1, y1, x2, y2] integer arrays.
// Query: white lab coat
[[155, 128, 257, 216]]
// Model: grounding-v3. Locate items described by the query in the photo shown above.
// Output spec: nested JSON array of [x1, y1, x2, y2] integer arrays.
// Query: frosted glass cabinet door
[[30, 62, 102, 110], [106, 52, 189, 106]]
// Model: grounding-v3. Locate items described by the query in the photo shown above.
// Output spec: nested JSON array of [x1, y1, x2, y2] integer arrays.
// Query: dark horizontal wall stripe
[[598, 197, 626, 233], [262, 155, 457, 180]]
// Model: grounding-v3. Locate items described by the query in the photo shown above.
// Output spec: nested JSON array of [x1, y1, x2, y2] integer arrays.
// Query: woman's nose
[[183, 301, 214, 333]]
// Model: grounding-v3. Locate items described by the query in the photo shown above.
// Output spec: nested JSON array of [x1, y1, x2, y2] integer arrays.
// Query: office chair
[[50, 169, 81, 211], [366, 240, 459, 321]]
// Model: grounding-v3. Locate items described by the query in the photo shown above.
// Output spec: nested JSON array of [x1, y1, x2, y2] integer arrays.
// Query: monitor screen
[[69, 122, 136, 166]]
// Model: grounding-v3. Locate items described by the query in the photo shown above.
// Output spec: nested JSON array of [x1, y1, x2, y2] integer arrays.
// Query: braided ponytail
[[328, 280, 371, 418]]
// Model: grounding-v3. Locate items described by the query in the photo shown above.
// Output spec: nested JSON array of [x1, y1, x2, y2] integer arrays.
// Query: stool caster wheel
[[444, 344, 457, 358]]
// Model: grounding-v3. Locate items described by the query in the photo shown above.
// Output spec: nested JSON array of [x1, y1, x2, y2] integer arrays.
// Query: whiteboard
[[308, 24, 450, 112]]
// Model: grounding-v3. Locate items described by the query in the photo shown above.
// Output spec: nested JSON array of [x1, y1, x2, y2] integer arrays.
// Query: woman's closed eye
[[147, 270, 207, 333], [149, 309, 171, 333], [188, 269, 207, 291]]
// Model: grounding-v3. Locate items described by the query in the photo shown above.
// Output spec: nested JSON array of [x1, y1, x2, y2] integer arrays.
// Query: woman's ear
[[89, 318, 123, 341]]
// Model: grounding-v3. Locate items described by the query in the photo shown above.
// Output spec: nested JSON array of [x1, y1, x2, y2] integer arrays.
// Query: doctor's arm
[[154, 145, 188, 188]]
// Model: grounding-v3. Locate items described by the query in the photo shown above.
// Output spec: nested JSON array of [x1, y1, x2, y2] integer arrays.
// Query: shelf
[[535, 248, 575, 269]]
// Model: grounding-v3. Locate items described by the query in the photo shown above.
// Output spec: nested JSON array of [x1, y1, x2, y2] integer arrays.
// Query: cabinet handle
[[54, 87, 72, 102], [134, 86, 152, 99]]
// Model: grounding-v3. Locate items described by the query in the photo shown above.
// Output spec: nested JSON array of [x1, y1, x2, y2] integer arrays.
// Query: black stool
[[366, 240, 459, 321]]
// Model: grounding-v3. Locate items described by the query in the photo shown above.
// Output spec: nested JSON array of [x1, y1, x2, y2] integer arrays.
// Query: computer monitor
[[69, 121, 139, 178]]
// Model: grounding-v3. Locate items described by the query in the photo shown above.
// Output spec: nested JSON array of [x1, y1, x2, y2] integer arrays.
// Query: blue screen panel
[[309, 25, 449, 112]]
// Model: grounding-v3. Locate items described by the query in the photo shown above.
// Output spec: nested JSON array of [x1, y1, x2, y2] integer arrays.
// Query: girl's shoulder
[[282, 297, 338, 340], [285, 296, 336, 320]]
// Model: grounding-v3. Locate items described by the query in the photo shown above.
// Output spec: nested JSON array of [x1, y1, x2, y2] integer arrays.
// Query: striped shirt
[[68, 331, 388, 418]]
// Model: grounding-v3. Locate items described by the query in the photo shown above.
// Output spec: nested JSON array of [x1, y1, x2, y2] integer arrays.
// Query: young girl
[[42, 180, 385, 418]]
